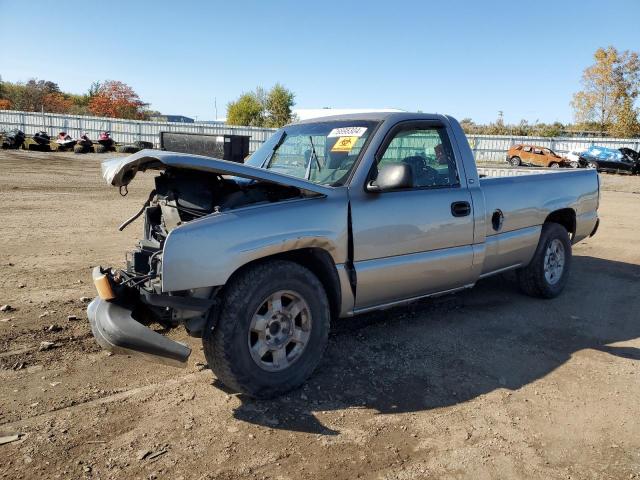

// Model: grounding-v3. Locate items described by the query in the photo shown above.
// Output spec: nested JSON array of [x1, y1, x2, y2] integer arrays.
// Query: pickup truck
[[88, 112, 600, 398]]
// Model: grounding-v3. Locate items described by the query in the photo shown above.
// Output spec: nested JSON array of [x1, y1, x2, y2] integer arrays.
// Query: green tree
[[226, 91, 265, 126], [264, 83, 296, 127], [536, 122, 564, 137], [226, 84, 296, 127]]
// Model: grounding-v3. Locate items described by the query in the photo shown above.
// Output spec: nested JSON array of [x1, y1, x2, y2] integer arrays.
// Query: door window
[[375, 127, 459, 188]]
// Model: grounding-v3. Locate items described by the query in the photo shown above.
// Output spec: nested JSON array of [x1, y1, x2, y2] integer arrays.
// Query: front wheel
[[516, 222, 572, 298], [509, 156, 521, 166], [203, 260, 330, 398], [549, 162, 560, 168]]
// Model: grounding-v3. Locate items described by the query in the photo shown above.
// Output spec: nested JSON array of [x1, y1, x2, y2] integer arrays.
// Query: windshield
[[245, 120, 379, 186]]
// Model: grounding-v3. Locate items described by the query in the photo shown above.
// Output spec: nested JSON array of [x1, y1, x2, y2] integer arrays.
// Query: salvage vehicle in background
[[579, 145, 640, 174], [565, 149, 587, 168], [1, 129, 26, 149], [506, 144, 572, 168], [87, 112, 600, 398]]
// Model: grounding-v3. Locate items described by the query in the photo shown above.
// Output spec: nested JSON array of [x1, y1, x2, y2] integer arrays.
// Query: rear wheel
[[588, 161, 598, 170], [203, 260, 330, 398], [510, 156, 521, 166], [549, 162, 560, 168], [94, 144, 106, 154], [516, 222, 571, 298]]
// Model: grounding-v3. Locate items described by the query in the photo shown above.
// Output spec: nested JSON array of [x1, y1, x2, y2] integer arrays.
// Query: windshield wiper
[[260, 131, 287, 168], [305, 136, 322, 180]]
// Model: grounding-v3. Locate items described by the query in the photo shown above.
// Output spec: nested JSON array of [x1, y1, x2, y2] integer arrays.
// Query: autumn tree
[[1, 79, 61, 111], [226, 84, 296, 127], [42, 93, 73, 113], [88, 80, 148, 119], [0, 77, 9, 109], [610, 96, 640, 137], [572, 46, 640, 135]]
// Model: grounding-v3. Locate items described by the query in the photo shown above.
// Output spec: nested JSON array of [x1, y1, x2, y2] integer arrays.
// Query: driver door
[[349, 121, 475, 310]]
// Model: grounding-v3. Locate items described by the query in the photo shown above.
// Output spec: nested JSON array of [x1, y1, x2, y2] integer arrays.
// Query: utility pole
[[214, 98, 218, 121]]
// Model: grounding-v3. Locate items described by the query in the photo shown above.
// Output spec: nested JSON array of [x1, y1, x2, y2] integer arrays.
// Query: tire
[[116, 145, 136, 153], [134, 141, 153, 149], [516, 222, 572, 299], [509, 156, 521, 166], [94, 144, 106, 154], [588, 161, 598, 170], [73, 144, 85, 154], [549, 162, 560, 168], [203, 260, 330, 398]]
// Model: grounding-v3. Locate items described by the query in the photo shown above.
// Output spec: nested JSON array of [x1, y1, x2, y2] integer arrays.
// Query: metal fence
[[0, 110, 276, 153], [468, 135, 640, 161], [2, 110, 639, 161]]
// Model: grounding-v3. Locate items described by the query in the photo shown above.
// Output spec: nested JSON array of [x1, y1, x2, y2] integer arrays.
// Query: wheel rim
[[248, 290, 312, 372], [543, 239, 565, 285], [511, 158, 520, 166], [550, 163, 560, 168]]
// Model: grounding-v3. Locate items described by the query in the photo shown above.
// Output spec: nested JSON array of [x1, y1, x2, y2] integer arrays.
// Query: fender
[[161, 191, 350, 292]]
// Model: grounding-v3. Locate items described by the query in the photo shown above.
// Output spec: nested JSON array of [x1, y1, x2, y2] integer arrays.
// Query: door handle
[[451, 201, 471, 217]]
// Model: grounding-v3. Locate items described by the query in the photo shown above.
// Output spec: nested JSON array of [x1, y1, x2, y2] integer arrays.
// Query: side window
[[523, 146, 532, 152], [376, 127, 459, 188], [533, 147, 543, 155]]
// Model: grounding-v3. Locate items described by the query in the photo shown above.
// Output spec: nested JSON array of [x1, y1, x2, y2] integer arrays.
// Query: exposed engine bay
[[144, 168, 303, 245], [103, 168, 308, 333]]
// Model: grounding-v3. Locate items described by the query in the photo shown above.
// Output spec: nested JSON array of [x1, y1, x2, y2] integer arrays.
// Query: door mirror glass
[[367, 163, 414, 192]]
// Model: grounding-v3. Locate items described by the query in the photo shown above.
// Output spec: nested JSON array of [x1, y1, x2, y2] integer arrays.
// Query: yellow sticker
[[331, 136, 358, 152]]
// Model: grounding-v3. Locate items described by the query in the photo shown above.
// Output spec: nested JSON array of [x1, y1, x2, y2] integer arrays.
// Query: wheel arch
[[222, 248, 342, 321], [544, 208, 576, 236]]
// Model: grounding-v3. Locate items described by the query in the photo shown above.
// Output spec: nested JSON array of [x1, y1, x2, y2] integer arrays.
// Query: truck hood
[[101, 149, 333, 195]]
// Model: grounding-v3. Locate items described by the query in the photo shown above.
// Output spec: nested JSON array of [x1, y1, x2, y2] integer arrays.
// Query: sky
[[1, 0, 639, 124]]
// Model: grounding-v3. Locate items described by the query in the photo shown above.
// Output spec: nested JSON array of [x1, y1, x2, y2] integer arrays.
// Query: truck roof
[[294, 111, 450, 124]]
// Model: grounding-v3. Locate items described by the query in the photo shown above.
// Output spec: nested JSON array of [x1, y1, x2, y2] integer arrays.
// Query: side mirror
[[367, 163, 414, 192]]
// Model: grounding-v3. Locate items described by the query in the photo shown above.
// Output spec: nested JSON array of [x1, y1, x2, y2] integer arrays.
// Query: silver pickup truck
[[88, 112, 600, 397]]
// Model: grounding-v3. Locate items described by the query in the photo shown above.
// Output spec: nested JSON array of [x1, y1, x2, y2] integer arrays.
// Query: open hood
[[101, 149, 333, 195]]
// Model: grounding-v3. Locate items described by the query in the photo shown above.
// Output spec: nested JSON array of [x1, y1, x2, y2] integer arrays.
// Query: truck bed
[[478, 167, 599, 242]]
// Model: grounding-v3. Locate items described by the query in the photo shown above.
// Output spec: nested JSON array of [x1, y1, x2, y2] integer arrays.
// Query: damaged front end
[[88, 150, 329, 366]]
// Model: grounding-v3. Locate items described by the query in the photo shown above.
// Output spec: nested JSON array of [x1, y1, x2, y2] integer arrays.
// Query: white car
[[565, 149, 587, 167]]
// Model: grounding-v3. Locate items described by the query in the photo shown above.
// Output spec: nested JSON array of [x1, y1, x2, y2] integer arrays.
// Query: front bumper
[[87, 267, 192, 367]]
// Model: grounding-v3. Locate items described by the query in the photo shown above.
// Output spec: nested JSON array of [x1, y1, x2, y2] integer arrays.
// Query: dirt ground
[[0, 149, 639, 480]]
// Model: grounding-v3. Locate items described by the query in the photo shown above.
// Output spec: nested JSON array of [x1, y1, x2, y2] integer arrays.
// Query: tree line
[[0, 78, 150, 119]]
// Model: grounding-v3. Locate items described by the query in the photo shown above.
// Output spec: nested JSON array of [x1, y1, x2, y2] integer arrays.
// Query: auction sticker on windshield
[[331, 136, 358, 152], [327, 127, 367, 138]]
